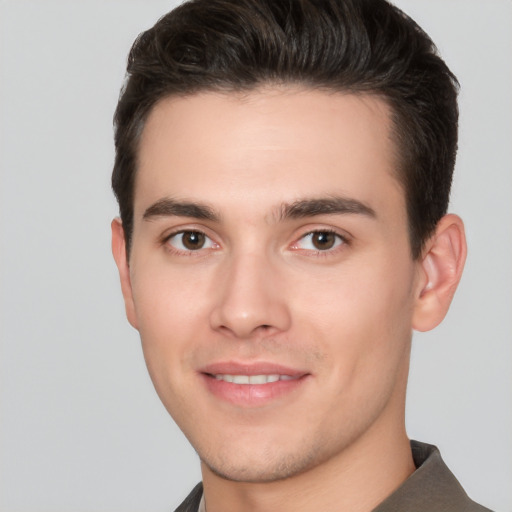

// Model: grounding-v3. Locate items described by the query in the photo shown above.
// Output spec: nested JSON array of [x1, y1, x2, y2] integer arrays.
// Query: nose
[[209, 252, 292, 339]]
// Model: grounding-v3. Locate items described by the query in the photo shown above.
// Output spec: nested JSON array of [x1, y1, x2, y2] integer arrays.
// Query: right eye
[[165, 230, 217, 252]]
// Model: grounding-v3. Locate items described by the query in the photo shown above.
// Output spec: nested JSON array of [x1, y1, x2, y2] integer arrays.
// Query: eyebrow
[[142, 195, 376, 224], [143, 198, 219, 222], [276, 196, 376, 221]]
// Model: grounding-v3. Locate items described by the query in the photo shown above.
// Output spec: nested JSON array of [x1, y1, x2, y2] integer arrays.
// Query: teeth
[[213, 374, 295, 384]]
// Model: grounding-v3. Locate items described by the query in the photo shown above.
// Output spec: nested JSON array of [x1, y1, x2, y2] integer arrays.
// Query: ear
[[412, 214, 467, 332], [111, 218, 138, 329]]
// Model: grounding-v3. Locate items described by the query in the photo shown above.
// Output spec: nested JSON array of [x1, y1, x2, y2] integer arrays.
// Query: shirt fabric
[[174, 440, 492, 512]]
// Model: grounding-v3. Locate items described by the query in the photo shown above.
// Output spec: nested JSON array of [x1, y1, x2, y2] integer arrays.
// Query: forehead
[[135, 87, 404, 220]]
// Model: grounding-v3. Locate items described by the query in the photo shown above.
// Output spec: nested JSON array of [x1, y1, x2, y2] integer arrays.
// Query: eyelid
[[290, 228, 350, 252], [161, 227, 220, 254], [158, 224, 351, 256], [159, 222, 217, 243]]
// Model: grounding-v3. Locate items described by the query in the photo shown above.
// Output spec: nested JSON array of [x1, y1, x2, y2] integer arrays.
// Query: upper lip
[[199, 361, 308, 377]]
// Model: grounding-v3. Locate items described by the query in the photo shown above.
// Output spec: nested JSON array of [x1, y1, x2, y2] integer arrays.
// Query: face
[[114, 88, 426, 482]]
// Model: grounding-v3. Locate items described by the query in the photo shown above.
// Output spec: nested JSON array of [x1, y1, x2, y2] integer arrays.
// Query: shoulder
[[373, 441, 493, 512]]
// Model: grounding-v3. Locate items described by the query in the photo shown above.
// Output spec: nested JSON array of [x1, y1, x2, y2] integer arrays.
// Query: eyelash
[[291, 229, 349, 256], [160, 228, 350, 257], [161, 229, 218, 256]]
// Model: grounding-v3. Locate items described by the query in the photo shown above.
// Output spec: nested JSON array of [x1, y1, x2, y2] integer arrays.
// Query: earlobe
[[111, 218, 139, 330], [412, 214, 467, 332]]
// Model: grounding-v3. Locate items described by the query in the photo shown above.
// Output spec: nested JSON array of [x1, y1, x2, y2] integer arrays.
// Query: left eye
[[294, 231, 344, 251], [166, 230, 216, 251]]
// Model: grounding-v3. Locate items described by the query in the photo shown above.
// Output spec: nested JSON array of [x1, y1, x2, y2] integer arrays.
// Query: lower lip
[[201, 374, 307, 407]]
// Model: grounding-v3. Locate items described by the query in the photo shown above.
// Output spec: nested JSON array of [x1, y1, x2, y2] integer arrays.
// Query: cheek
[[294, 255, 416, 375], [308, 271, 415, 432], [130, 264, 209, 383], [132, 257, 209, 330]]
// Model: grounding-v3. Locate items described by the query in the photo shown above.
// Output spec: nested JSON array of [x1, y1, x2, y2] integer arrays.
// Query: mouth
[[210, 374, 298, 384], [199, 362, 309, 406]]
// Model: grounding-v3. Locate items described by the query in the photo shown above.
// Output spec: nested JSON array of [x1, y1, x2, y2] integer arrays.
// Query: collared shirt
[[174, 441, 492, 512], [197, 494, 206, 512]]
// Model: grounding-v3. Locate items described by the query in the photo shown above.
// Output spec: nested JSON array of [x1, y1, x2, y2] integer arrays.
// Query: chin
[[200, 446, 320, 483]]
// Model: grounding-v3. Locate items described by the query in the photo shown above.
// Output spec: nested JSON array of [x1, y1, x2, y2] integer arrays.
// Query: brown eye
[[167, 230, 215, 252], [182, 231, 205, 250], [311, 231, 337, 250], [294, 230, 344, 252]]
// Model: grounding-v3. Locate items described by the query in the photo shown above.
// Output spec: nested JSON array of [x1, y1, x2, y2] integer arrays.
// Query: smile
[[213, 374, 298, 384], [200, 362, 309, 406]]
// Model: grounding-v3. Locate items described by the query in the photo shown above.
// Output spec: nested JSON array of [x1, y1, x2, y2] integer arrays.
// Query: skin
[[112, 88, 466, 512]]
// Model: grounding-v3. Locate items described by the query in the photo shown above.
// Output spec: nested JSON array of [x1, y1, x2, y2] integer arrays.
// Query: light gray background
[[0, 1, 510, 511]]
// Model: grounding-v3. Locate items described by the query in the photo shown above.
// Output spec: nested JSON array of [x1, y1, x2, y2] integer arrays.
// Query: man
[[111, 0, 491, 511]]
